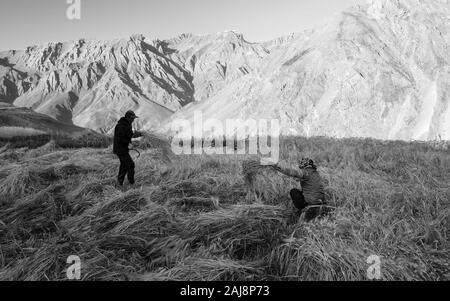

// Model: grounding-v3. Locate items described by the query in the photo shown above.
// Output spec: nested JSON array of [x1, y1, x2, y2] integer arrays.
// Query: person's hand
[[134, 131, 144, 138], [130, 140, 140, 148]]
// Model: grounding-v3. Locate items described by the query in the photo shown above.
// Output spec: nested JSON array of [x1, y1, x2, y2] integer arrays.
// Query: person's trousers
[[289, 188, 308, 210], [290, 188, 329, 221], [117, 153, 135, 185]]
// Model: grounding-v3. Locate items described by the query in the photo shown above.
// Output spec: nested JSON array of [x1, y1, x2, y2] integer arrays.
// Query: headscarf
[[298, 157, 317, 170]]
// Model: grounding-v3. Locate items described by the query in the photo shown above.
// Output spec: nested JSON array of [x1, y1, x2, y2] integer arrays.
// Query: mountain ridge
[[165, 0, 450, 141], [1, 0, 449, 140]]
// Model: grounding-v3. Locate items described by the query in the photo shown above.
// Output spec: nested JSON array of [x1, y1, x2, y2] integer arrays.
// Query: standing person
[[266, 158, 329, 220], [113, 110, 143, 189]]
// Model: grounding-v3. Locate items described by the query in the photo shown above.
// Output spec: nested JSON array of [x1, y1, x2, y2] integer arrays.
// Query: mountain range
[[1, 0, 449, 141]]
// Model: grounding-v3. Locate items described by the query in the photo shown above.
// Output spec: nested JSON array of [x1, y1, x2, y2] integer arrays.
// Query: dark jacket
[[299, 168, 326, 206], [113, 117, 133, 155]]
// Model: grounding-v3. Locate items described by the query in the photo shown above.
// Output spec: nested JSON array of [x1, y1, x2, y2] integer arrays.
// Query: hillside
[[1, 0, 449, 140], [0, 103, 110, 148]]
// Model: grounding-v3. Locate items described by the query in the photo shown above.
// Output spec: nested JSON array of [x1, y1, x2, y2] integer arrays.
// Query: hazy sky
[[0, 0, 367, 51]]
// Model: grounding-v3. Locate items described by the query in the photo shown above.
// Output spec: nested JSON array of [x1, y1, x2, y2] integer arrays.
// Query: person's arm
[[272, 161, 305, 180], [126, 126, 133, 145]]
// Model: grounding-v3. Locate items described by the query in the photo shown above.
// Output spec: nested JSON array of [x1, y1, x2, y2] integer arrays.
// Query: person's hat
[[298, 157, 316, 170], [125, 110, 139, 119]]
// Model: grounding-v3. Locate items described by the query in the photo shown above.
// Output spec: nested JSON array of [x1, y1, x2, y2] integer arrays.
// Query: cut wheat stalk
[[242, 158, 270, 186], [167, 196, 221, 210]]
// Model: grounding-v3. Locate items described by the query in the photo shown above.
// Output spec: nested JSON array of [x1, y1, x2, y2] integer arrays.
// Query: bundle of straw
[[136, 132, 174, 163], [242, 158, 261, 173], [242, 158, 267, 185]]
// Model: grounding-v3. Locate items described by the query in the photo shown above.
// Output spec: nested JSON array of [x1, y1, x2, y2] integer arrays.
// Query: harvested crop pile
[[0, 165, 58, 202], [137, 257, 263, 281], [241, 158, 297, 204], [137, 132, 174, 163], [0, 190, 58, 236], [180, 204, 291, 259]]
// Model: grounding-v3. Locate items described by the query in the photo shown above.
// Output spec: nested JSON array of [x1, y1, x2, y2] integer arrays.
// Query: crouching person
[[269, 158, 331, 221]]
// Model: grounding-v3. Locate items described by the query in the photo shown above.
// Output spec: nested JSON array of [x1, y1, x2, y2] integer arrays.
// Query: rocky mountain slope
[[0, 30, 267, 135], [1, 0, 449, 140], [0, 35, 190, 134], [165, 0, 450, 141]]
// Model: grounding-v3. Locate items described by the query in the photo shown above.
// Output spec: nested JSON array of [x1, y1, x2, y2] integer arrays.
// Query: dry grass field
[[0, 135, 448, 280]]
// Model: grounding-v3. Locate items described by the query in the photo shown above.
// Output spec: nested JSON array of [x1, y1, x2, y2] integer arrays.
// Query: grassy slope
[[0, 103, 111, 148], [0, 127, 46, 138], [0, 103, 87, 134], [0, 136, 448, 281]]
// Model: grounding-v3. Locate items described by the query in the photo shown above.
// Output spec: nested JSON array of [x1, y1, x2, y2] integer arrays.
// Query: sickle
[[129, 148, 141, 159]]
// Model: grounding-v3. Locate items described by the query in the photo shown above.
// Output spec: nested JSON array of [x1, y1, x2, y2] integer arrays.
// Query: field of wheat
[[0, 136, 448, 281]]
